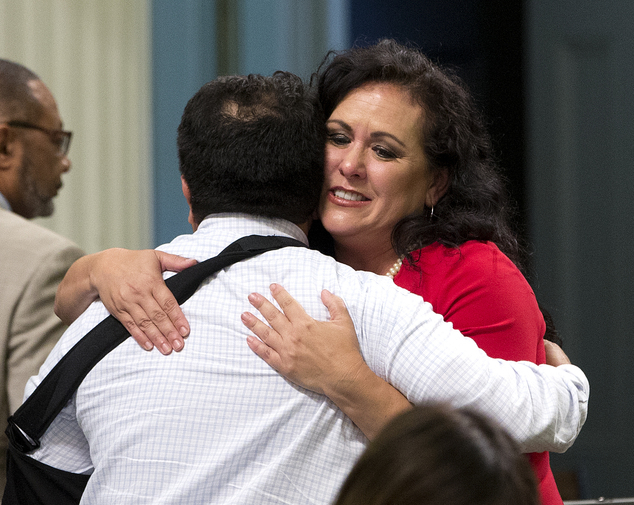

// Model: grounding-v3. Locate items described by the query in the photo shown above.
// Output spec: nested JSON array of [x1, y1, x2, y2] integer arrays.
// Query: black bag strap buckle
[[6, 416, 40, 453]]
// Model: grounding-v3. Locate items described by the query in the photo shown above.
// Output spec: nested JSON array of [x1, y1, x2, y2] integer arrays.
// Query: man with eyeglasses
[[0, 58, 84, 493]]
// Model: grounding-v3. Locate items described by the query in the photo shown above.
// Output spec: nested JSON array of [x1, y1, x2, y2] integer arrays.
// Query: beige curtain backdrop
[[0, 0, 152, 253]]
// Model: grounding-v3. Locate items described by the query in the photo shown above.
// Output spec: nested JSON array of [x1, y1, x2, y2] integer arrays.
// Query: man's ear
[[0, 124, 17, 170], [425, 168, 450, 208], [181, 175, 197, 230], [0, 124, 21, 208], [181, 175, 191, 205]]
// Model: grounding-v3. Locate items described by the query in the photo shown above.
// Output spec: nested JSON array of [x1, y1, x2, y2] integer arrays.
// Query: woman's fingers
[[154, 250, 198, 273], [241, 310, 282, 348], [107, 293, 177, 355], [241, 285, 361, 395], [247, 289, 294, 335], [269, 283, 310, 320], [96, 249, 195, 354], [242, 312, 282, 370], [145, 283, 190, 350], [321, 290, 350, 323], [153, 251, 197, 339]]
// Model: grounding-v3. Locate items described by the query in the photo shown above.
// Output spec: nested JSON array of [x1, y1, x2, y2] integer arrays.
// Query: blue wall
[[151, 0, 349, 246], [152, 0, 217, 245]]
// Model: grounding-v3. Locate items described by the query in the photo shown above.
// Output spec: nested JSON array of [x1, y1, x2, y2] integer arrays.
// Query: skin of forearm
[[54, 253, 101, 324], [322, 359, 412, 440]]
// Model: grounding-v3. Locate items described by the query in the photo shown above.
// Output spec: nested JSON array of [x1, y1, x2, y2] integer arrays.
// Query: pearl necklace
[[385, 258, 403, 279]]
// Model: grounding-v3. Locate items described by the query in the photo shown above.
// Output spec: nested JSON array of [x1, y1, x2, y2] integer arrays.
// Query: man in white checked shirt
[[23, 73, 588, 504]]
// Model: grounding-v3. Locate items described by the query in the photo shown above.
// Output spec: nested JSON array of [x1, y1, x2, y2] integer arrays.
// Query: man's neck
[[297, 220, 311, 236], [191, 212, 310, 236]]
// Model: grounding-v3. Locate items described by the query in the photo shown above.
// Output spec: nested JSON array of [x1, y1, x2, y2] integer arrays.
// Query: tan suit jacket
[[0, 207, 84, 492]]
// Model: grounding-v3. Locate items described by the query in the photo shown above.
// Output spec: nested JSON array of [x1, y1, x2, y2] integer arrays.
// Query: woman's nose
[[338, 146, 366, 179]]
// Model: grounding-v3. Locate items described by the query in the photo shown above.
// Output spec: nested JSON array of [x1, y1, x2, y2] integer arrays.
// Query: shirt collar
[[0, 191, 11, 212], [197, 213, 309, 246]]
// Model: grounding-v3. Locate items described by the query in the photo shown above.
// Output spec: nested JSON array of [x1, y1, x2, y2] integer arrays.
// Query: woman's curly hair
[[311, 39, 560, 344], [316, 39, 521, 264]]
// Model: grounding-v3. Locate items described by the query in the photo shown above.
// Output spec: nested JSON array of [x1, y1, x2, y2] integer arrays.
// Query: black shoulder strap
[[6, 234, 306, 453]]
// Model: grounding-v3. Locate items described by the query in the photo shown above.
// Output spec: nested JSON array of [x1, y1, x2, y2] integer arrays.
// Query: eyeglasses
[[7, 120, 72, 156]]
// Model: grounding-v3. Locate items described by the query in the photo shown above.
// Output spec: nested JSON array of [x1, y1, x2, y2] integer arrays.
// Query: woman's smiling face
[[319, 82, 436, 251]]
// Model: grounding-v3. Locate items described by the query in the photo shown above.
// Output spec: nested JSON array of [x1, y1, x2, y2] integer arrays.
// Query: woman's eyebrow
[[325, 119, 351, 132], [370, 131, 406, 147], [326, 119, 407, 147]]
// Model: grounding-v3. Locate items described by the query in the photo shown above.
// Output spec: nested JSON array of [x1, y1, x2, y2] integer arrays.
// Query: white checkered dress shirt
[[25, 214, 588, 504]]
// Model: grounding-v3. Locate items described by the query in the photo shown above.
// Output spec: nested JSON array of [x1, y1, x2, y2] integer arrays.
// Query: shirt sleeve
[[354, 276, 588, 454]]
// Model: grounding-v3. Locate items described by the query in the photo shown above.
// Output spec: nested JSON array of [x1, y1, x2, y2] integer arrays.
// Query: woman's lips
[[330, 188, 370, 204]]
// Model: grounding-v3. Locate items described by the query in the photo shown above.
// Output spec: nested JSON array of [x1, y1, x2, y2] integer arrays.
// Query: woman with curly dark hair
[[249, 39, 564, 505], [314, 38, 520, 264], [55, 40, 566, 504]]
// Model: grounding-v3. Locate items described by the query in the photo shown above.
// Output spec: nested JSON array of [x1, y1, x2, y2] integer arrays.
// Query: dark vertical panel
[[527, 1, 634, 496], [216, 0, 240, 76], [477, 1, 526, 244], [547, 41, 624, 496], [350, 0, 479, 60]]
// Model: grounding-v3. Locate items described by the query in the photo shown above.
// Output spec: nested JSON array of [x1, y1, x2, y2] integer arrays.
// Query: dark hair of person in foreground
[[333, 403, 540, 505]]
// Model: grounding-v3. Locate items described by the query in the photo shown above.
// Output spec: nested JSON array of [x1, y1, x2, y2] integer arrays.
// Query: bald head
[[0, 59, 43, 123]]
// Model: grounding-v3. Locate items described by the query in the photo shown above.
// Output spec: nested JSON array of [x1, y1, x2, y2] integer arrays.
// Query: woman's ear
[[425, 168, 450, 207]]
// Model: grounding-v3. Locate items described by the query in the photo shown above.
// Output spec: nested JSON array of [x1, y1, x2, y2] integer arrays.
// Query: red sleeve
[[394, 241, 546, 364]]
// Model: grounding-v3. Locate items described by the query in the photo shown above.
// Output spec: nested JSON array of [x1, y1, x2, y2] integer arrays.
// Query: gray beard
[[18, 156, 55, 218]]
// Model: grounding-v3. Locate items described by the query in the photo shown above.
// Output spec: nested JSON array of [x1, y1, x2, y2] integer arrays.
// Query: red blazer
[[394, 240, 560, 505]]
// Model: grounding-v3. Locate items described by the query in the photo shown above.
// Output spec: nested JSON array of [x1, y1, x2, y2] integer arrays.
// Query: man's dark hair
[[177, 72, 325, 225], [0, 59, 42, 121]]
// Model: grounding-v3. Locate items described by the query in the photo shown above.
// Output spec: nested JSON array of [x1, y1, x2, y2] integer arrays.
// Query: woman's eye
[[373, 146, 397, 160], [327, 133, 350, 146]]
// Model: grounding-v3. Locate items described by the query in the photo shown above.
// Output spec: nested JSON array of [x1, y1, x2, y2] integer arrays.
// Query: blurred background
[[1, 0, 633, 499]]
